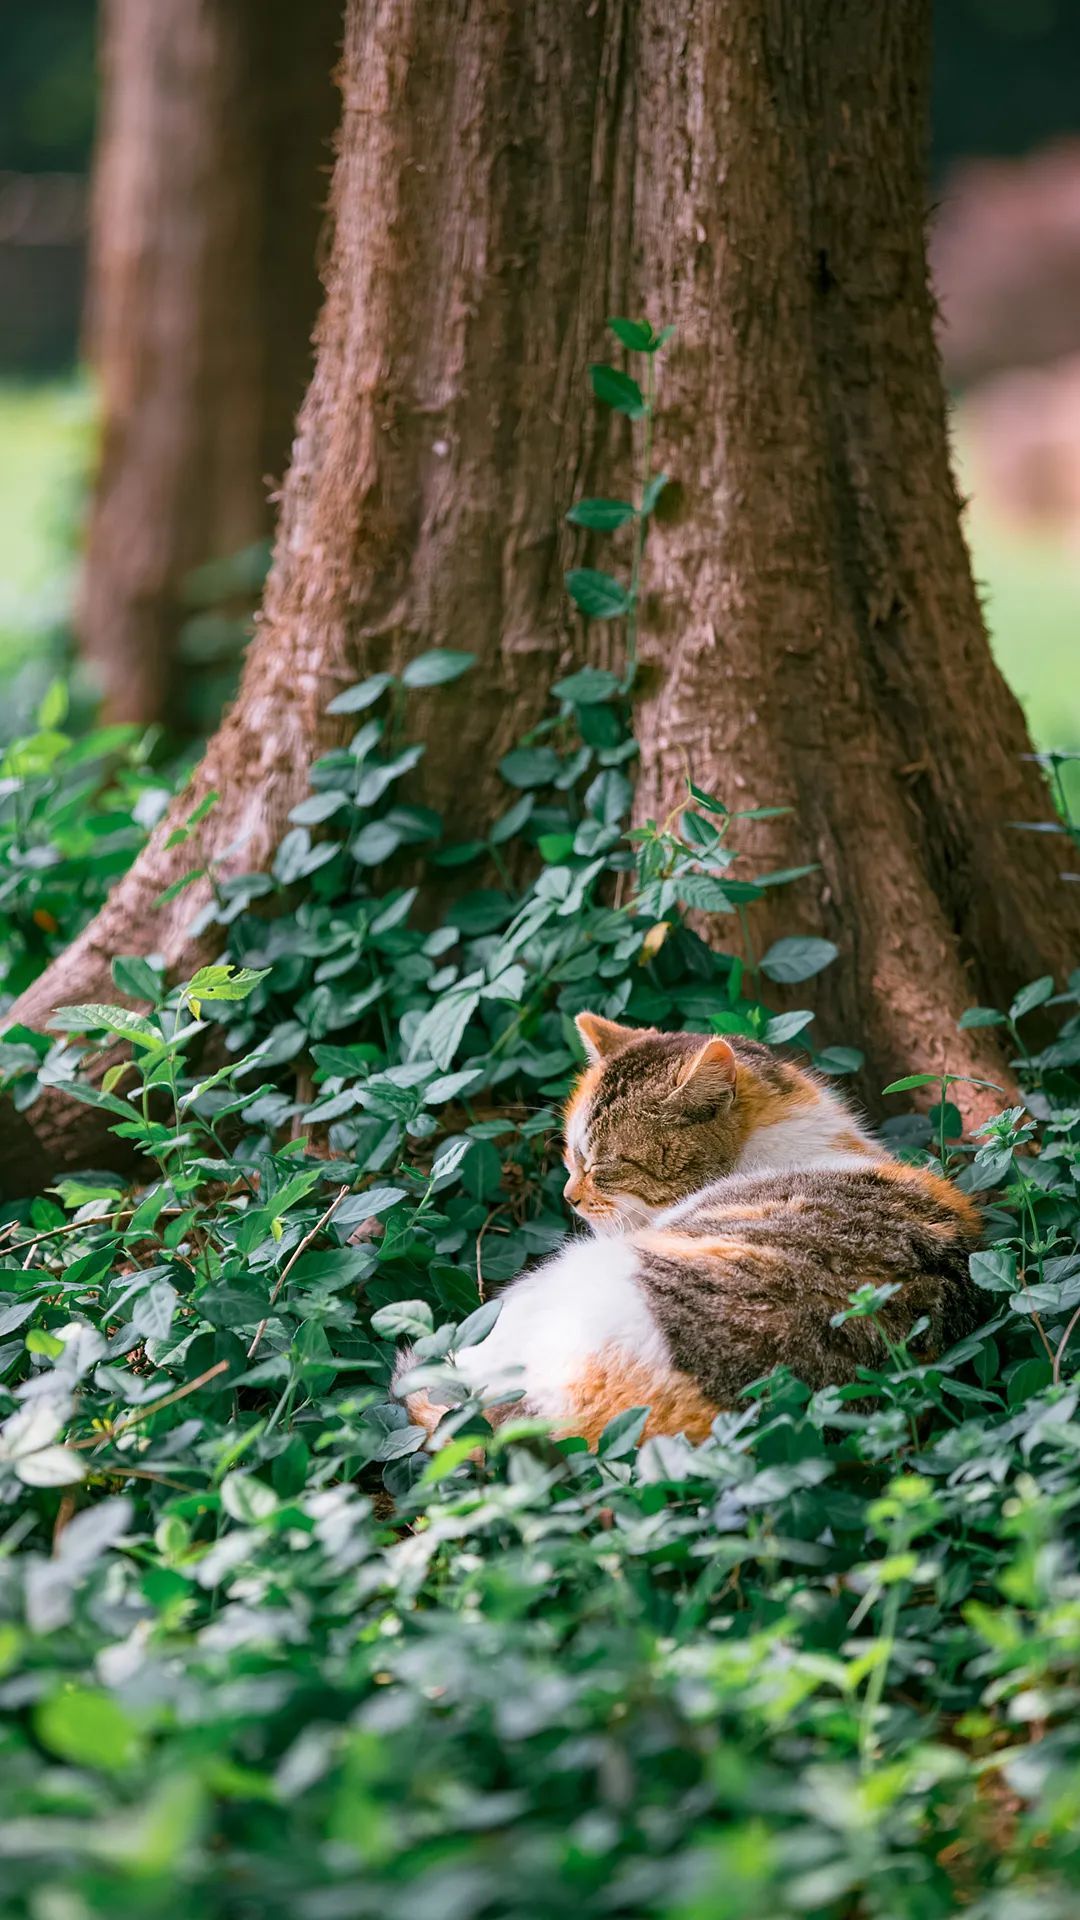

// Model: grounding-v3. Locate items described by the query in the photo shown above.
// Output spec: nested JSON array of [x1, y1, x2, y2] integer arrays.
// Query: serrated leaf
[[49, 1002, 162, 1046], [675, 875, 735, 913], [186, 965, 270, 1003]]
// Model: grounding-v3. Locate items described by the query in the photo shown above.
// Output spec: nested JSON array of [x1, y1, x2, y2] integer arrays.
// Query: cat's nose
[[563, 1172, 584, 1206]]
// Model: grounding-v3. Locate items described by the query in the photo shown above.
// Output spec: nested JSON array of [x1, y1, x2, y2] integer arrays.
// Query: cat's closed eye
[[594, 1157, 651, 1185]]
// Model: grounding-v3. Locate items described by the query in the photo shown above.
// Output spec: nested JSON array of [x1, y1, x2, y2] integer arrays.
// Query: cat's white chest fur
[[452, 1234, 666, 1418]]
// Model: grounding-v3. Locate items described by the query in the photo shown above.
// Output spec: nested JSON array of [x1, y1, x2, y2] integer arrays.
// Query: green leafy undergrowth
[[1, 323, 1079, 1915], [0, 677, 179, 1009], [0, 651, 1078, 1916]]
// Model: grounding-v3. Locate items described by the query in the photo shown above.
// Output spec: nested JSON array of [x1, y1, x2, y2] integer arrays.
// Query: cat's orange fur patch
[[733, 1065, 817, 1136], [638, 1231, 782, 1264], [563, 1350, 719, 1445], [695, 1198, 805, 1222], [403, 1386, 448, 1439], [835, 1129, 876, 1155], [564, 1062, 603, 1140], [874, 1159, 982, 1234]]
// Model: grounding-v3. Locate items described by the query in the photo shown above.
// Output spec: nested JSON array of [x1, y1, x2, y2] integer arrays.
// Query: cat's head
[[561, 1014, 803, 1231]]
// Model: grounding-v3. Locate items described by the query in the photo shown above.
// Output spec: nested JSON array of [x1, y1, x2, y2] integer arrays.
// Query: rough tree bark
[[627, 0, 1080, 1108], [77, 0, 341, 724], [4, 0, 1078, 1188]]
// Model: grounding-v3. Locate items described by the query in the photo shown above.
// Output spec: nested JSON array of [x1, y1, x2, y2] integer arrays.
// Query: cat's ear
[[671, 1036, 738, 1105], [575, 1012, 637, 1064]]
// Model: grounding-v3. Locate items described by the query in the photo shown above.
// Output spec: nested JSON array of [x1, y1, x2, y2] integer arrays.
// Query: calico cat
[[399, 1014, 982, 1447]]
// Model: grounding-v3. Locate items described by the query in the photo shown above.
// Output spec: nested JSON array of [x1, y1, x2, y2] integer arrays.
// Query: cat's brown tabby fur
[[399, 1015, 981, 1446]]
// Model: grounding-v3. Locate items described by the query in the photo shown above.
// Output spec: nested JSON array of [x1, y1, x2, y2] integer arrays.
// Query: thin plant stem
[[622, 352, 656, 692], [247, 1185, 350, 1361], [859, 1556, 906, 1768], [1053, 1301, 1080, 1387], [72, 1358, 230, 1448]]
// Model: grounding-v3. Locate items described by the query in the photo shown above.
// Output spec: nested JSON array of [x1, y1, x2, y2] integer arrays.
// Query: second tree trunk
[[78, 0, 342, 724]]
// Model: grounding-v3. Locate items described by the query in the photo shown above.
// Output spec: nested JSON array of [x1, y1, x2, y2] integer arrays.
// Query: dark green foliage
[[0, 679, 176, 1005], [0, 326, 1078, 1917]]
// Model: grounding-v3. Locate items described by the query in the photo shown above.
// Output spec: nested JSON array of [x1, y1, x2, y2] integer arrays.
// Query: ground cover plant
[[0, 328, 1079, 1920]]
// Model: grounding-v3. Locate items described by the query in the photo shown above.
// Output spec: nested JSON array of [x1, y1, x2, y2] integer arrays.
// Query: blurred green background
[[0, 0, 1078, 805]]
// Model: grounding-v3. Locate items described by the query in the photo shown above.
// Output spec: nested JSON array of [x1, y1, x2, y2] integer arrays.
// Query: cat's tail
[[392, 1345, 450, 1445]]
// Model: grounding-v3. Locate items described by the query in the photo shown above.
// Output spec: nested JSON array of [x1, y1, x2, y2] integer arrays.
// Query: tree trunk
[[77, 0, 341, 725], [626, 0, 1080, 1111], [4, 0, 1078, 1190]]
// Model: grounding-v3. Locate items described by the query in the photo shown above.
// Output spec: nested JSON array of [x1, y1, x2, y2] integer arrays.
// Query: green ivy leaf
[[607, 317, 655, 351], [597, 1406, 649, 1456], [401, 649, 476, 688], [498, 747, 562, 789], [759, 937, 839, 984], [588, 365, 646, 417], [566, 498, 636, 530], [454, 1300, 502, 1349], [35, 1688, 139, 1773], [640, 471, 669, 515], [765, 1010, 815, 1045], [565, 568, 631, 619], [551, 668, 622, 706], [1010, 975, 1054, 1021], [370, 1300, 434, 1341], [110, 955, 163, 1004], [351, 820, 405, 864], [326, 672, 395, 713], [814, 1046, 864, 1076], [970, 1249, 1016, 1292]]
